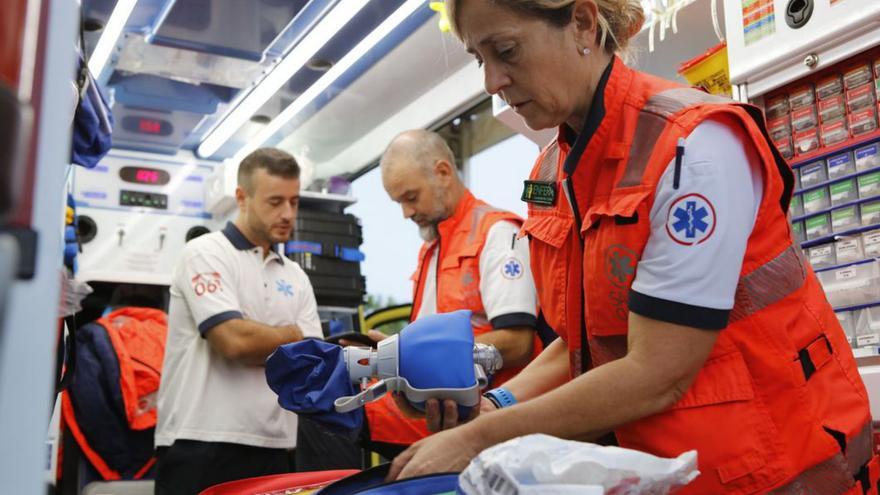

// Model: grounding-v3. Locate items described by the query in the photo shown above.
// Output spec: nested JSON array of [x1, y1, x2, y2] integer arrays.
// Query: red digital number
[[135, 169, 159, 183], [138, 118, 162, 134]]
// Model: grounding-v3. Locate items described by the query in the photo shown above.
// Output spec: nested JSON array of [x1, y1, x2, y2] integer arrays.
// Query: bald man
[[363, 130, 541, 456]]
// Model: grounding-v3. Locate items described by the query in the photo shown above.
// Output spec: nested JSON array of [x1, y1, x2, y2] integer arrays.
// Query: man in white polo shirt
[[155, 148, 322, 495]]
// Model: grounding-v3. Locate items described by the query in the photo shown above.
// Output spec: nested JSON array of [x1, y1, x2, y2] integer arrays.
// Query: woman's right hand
[[392, 394, 498, 432]]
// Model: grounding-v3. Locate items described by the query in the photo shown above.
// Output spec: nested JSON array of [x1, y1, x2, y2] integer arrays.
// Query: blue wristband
[[483, 387, 517, 409]]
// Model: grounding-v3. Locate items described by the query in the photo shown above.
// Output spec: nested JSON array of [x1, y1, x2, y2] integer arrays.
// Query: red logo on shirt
[[191, 272, 221, 296]]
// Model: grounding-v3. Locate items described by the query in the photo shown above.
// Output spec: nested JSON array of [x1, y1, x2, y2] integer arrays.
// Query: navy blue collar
[[222, 222, 285, 265], [562, 57, 615, 176]]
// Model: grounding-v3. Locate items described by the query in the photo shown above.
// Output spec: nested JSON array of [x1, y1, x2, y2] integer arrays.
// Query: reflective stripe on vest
[[769, 422, 874, 494], [730, 245, 806, 322], [619, 88, 733, 188]]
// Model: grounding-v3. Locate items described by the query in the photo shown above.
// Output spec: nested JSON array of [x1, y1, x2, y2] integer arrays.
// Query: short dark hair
[[237, 148, 300, 194]]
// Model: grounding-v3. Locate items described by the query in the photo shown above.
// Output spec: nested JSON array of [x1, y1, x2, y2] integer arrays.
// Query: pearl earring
[[582, 47, 591, 56]]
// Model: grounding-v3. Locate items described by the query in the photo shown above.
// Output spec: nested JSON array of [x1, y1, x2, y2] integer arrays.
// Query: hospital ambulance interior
[[4, 0, 880, 493]]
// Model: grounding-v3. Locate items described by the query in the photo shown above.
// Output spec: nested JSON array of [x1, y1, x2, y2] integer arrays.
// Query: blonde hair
[[445, 0, 645, 55]]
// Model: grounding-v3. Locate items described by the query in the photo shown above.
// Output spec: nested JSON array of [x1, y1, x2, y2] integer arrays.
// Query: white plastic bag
[[458, 434, 699, 495]]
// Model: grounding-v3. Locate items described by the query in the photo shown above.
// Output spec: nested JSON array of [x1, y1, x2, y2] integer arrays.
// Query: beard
[[414, 190, 448, 242], [419, 224, 439, 242], [248, 212, 291, 247]]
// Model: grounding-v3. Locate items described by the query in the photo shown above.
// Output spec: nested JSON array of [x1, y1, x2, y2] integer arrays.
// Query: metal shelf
[[793, 195, 879, 224], [796, 168, 880, 197], [790, 130, 880, 169], [801, 222, 880, 249], [815, 257, 878, 274]]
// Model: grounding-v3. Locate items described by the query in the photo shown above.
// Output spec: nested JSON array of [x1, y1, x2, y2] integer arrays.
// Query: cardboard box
[[858, 171, 880, 198], [794, 128, 820, 155], [792, 220, 805, 243], [789, 84, 816, 110], [844, 64, 873, 90], [831, 205, 860, 233], [862, 229, 880, 256], [821, 118, 849, 148], [817, 74, 844, 100], [774, 136, 793, 160], [803, 186, 830, 214], [791, 194, 804, 217], [855, 142, 880, 172], [765, 94, 790, 119], [791, 106, 818, 132], [849, 107, 878, 137], [799, 161, 828, 188], [830, 178, 858, 207], [860, 199, 880, 226], [805, 213, 832, 240], [836, 236, 865, 264], [809, 243, 836, 268], [827, 152, 855, 179], [846, 84, 876, 114], [819, 94, 846, 123]]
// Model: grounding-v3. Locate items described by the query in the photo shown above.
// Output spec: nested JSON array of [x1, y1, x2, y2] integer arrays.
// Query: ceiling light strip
[[235, 0, 426, 161], [87, 0, 138, 78], [197, 0, 370, 158]]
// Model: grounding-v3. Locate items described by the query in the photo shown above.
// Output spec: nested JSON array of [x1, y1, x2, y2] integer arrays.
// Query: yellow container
[[677, 42, 731, 97]]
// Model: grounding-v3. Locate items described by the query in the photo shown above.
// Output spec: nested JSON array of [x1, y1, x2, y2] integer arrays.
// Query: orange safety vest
[[523, 57, 878, 494], [366, 190, 540, 445]]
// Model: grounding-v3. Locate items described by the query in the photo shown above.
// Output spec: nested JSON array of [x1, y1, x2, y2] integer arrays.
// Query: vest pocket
[[582, 187, 652, 337]]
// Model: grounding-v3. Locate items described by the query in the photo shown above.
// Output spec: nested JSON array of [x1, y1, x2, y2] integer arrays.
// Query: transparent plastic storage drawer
[[817, 260, 880, 308]]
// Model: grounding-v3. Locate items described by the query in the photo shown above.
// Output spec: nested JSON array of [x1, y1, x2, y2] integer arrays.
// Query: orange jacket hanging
[[522, 58, 877, 494], [366, 191, 540, 446]]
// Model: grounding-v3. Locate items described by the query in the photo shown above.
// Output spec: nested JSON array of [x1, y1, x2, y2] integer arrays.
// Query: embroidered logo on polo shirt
[[521, 180, 557, 206], [502, 258, 524, 279], [191, 272, 221, 296], [666, 193, 716, 246], [276, 279, 293, 297]]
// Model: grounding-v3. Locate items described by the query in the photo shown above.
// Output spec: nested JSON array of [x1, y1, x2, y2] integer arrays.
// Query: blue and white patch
[[665, 193, 716, 246], [501, 258, 524, 279], [276, 279, 294, 297]]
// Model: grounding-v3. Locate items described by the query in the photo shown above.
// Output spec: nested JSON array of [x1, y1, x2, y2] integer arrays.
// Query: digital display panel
[[121, 115, 173, 137], [118, 166, 171, 186]]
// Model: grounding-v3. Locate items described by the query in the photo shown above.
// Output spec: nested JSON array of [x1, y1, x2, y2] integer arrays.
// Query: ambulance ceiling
[[81, 0, 479, 181]]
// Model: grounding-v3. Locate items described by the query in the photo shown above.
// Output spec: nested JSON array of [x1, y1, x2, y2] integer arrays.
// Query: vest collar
[[437, 189, 477, 240], [558, 56, 633, 175]]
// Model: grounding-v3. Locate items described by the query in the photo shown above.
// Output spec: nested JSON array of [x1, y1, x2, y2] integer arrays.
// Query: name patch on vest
[[521, 180, 557, 206]]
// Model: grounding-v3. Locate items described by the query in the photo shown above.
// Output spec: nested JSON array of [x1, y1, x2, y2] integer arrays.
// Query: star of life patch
[[665, 193, 716, 246], [501, 258, 524, 279]]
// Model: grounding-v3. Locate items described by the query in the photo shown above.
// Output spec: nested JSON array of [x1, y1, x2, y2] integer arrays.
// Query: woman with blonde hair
[[387, 1, 877, 493]]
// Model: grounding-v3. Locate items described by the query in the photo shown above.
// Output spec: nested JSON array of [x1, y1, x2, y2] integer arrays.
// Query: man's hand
[[391, 394, 496, 432], [338, 329, 387, 347], [281, 324, 304, 343]]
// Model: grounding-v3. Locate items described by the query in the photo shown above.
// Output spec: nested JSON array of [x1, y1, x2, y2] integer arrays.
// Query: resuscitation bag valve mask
[[334, 310, 502, 413]]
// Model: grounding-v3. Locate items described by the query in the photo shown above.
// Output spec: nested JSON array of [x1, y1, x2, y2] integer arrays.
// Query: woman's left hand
[[387, 423, 488, 481]]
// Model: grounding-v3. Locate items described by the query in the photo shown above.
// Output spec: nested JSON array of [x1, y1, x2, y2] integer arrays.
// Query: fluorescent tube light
[[234, 0, 426, 160], [197, 0, 370, 158], [88, 0, 138, 77]]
